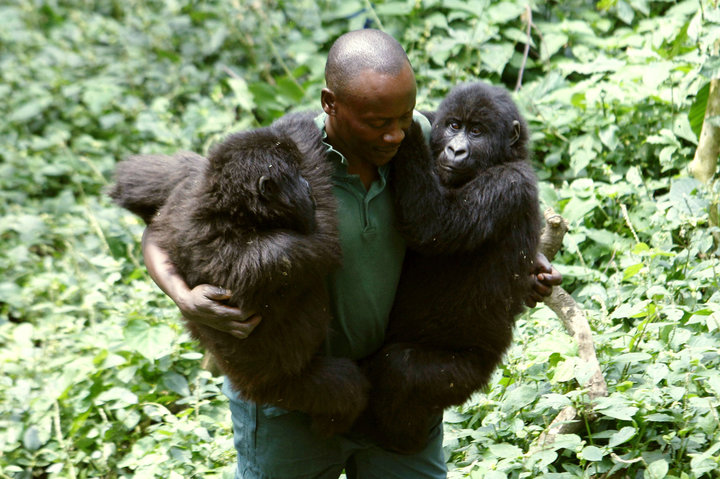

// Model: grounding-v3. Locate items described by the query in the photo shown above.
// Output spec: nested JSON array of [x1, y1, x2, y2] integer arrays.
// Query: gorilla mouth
[[436, 163, 473, 188]]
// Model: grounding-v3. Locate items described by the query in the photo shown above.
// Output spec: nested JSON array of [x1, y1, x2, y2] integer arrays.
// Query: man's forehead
[[343, 67, 415, 94]]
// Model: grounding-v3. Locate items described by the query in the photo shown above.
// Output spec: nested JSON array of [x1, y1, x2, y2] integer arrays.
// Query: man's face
[[324, 65, 417, 167]]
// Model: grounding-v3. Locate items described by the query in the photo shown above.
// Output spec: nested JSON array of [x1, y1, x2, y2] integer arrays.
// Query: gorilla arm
[[141, 228, 261, 339]]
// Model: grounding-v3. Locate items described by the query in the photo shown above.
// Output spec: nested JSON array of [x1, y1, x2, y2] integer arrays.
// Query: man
[[142, 29, 560, 479]]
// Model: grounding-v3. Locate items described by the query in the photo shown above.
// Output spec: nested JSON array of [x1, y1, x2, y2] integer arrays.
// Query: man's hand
[[177, 285, 262, 339], [142, 228, 262, 339], [526, 252, 562, 307]]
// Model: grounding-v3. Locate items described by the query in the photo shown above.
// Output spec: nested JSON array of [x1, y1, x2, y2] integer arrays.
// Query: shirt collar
[[313, 112, 391, 183]]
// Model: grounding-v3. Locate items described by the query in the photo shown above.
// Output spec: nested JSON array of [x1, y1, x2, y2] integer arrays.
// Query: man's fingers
[[202, 285, 233, 301], [228, 314, 262, 339]]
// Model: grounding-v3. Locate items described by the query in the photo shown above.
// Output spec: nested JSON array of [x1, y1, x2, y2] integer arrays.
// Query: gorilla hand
[[526, 252, 562, 307]]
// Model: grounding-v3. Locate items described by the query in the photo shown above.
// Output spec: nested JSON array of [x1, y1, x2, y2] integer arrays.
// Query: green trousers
[[223, 381, 448, 479]]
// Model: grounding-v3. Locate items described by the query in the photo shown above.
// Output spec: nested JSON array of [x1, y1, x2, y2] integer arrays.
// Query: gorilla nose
[[444, 144, 469, 163]]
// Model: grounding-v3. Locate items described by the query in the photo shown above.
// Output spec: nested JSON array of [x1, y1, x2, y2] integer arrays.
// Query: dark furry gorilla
[[109, 125, 369, 436], [358, 82, 542, 453]]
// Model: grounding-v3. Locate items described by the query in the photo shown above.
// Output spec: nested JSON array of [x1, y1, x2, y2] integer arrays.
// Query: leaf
[[598, 124, 619, 150], [9, 94, 53, 123], [501, 385, 538, 412], [376, 2, 413, 15], [82, 79, 124, 116], [22, 426, 44, 451], [537, 393, 572, 411], [623, 262, 644, 280], [548, 434, 583, 451], [646, 459, 669, 479], [489, 443, 523, 459], [579, 445, 605, 461], [540, 32, 568, 60], [162, 371, 191, 397], [123, 319, 176, 360], [562, 196, 599, 224], [227, 77, 256, 112], [609, 300, 652, 320], [608, 426, 636, 447], [480, 43, 515, 75], [594, 396, 638, 421], [96, 387, 139, 407], [668, 178, 707, 217]]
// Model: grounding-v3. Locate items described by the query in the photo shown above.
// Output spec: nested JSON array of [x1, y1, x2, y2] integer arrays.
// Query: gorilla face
[[207, 129, 318, 235], [429, 82, 528, 189]]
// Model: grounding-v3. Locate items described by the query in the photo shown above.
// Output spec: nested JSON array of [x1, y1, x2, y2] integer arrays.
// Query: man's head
[[321, 29, 417, 169]]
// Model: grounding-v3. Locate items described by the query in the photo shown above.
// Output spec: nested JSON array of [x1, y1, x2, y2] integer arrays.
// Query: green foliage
[[1, 0, 719, 477]]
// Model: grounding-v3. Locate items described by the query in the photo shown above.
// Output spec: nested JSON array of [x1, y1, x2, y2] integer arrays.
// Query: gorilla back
[[111, 125, 369, 436], [360, 82, 542, 453]]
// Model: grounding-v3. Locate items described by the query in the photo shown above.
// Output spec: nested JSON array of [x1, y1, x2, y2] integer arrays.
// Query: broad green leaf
[[646, 459, 669, 479], [123, 319, 176, 360], [595, 396, 639, 421], [9, 94, 53, 123], [623, 262, 644, 280], [608, 427, 637, 448], [82, 79, 123, 116], [162, 371, 191, 397], [502, 385, 538, 412], [22, 426, 44, 451], [96, 387, 139, 407], [562, 196, 599, 224], [609, 300, 652, 320], [489, 443, 523, 459], [548, 434, 583, 452], [481, 43, 515, 75], [579, 445, 605, 461]]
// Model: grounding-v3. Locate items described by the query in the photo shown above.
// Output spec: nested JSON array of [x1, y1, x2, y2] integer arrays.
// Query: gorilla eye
[[470, 126, 483, 135], [449, 120, 461, 130]]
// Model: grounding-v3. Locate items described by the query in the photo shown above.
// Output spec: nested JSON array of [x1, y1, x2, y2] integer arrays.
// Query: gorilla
[[109, 126, 369, 436], [357, 82, 542, 453]]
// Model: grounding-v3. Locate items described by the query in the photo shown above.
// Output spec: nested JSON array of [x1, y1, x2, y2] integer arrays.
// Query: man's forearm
[[141, 228, 190, 306]]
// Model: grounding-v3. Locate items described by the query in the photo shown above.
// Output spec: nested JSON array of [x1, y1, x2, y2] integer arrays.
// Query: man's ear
[[321, 88, 337, 116]]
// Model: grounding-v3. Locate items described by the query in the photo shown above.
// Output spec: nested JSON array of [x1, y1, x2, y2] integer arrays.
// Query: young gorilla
[[109, 126, 369, 436], [358, 82, 542, 453]]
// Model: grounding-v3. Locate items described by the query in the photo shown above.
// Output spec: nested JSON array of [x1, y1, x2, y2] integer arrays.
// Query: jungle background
[[1, 0, 719, 477]]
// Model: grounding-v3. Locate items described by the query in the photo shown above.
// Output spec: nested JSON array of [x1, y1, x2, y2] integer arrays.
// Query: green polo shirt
[[313, 112, 431, 360]]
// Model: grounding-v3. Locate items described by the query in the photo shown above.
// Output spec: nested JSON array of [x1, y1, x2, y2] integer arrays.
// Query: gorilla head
[[206, 128, 317, 235], [430, 82, 529, 188]]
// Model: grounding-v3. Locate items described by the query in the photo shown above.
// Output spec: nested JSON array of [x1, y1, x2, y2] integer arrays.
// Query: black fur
[[358, 82, 542, 453], [109, 151, 206, 224], [109, 124, 369, 436]]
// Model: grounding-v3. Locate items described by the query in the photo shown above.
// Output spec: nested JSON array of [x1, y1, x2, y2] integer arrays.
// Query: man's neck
[[325, 121, 379, 191]]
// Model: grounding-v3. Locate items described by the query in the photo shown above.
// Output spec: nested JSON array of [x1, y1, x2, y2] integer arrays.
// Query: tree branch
[[529, 208, 608, 453], [689, 40, 720, 184]]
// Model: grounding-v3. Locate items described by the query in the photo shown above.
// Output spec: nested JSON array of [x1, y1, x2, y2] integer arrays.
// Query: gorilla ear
[[257, 175, 278, 199], [510, 120, 521, 146], [258, 175, 270, 196]]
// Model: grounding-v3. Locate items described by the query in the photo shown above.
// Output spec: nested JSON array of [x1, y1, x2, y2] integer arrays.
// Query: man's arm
[[141, 228, 261, 339]]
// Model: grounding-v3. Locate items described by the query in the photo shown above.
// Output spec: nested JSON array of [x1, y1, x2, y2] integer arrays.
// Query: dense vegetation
[[1, 0, 719, 477]]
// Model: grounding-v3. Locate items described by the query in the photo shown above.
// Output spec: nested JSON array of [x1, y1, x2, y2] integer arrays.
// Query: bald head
[[325, 29, 413, 98]]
